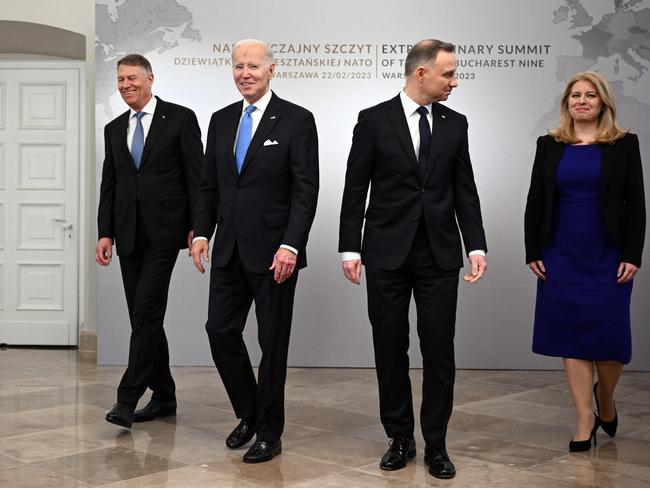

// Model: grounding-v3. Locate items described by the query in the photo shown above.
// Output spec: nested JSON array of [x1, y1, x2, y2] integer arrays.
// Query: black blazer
[[97, 96, 203, 255], [338, 95, 487, 270], [524, 133, 646, 267], [194, 92, 319, 273]]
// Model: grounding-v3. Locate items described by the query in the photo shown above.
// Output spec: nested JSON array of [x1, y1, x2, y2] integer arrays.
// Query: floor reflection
[[0, 348, 648, 487]]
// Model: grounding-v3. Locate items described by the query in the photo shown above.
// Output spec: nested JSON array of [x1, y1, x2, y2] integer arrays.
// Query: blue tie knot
[[245, 105, 256, 115], [416, 106, 428, 117], [135, 111, 145, 120]]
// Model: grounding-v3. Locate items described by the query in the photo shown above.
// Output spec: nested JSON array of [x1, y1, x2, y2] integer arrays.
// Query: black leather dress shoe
[[243, 438, 282, 463], [105, 403, 134, 429], [225, 419, 256, 449], [133, 399, 177, 422], [425, 449, 456, 479], [380, 437, 416, 470]]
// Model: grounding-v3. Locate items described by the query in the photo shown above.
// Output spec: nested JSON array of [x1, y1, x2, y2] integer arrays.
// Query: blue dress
[[532, 145, 632, 363]]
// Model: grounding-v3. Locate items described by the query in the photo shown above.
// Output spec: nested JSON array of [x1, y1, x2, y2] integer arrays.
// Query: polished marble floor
[[1, 348, 649, 487]]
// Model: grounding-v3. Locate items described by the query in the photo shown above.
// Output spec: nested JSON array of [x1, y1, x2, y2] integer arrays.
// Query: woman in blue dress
[[525, 71, 646, 451]]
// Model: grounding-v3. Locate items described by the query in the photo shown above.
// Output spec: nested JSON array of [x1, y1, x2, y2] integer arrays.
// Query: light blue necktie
[[235, 105, 256, 174], [131, 112, 145, 169]]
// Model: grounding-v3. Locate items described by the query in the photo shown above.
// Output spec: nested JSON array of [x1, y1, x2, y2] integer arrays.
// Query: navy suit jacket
[[194, 92, 319, 273], [339, 95, 487, 270], [97, 96, 203, 255]]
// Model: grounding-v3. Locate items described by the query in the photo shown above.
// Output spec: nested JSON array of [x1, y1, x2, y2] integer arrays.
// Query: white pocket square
[[263, 139, 279, 146]]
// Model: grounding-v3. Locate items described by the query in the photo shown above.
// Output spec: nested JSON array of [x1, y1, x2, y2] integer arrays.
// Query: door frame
[[0, 60, 86, 345]]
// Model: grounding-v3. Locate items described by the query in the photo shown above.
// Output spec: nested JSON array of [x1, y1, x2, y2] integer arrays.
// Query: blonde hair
[[549, 71, 627, 144]]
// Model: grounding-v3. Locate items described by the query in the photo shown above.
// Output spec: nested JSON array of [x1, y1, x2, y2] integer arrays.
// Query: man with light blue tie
[[97, 54, 203, 428], [192, 39, 319, 463]]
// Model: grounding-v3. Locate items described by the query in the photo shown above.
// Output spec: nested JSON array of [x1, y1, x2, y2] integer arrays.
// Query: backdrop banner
[[96, 0, 650, 369]]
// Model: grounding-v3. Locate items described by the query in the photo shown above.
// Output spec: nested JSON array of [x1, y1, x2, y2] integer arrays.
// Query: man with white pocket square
[[191, 39, 319, 463]]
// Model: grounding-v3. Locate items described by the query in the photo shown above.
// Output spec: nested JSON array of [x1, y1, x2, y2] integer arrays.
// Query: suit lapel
[[546, 138, 565, 186], [138, 96, 167, 170], [599, 142, 616, 189], [239, 93, 282, 176], [385, 95, 421, 180], [223, 101, 242, 177], [115, 110, 134, 169], [422, 103, 443, 184]]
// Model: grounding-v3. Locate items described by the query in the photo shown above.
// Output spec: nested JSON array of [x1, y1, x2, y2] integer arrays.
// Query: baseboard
[[79, 330, 97, 362]]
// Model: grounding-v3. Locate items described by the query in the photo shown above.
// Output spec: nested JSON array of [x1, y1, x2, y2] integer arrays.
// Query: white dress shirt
[[233, 87, 272, 150], [399, 89, 432, 159], [126, 95, 157, 150], [341, 89, 485, 262]]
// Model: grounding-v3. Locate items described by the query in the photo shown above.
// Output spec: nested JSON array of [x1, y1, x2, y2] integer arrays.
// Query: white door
[[0, 62, 83, 345]]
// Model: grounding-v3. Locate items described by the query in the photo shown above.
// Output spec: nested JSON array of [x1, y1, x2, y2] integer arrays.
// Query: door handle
[[52, 218, 73, 231]]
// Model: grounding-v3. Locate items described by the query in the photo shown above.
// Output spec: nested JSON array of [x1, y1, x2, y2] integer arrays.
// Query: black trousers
[[116, 208, 179, 408], [365, 221, 459, 450], [205, 247, 298, 442]]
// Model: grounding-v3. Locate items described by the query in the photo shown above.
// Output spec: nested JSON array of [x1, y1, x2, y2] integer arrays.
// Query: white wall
[[0, 0, 97, 334]]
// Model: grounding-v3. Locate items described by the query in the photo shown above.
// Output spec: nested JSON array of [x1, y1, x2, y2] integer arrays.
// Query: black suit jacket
[[524, 133, 646, 267], [97, 96, 203, 255], [194, 92, 319, 273], [338, 95, 487, 270]]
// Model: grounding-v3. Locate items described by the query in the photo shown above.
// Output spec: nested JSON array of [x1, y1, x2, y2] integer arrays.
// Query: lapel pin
[[441, 115, 446, 119], [162, 115, 166, 119], [270, 115, 276, 119]]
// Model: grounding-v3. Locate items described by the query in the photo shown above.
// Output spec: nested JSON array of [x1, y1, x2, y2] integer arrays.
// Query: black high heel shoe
[[569, 413, 599, 452], [594, 382, 618, 437]]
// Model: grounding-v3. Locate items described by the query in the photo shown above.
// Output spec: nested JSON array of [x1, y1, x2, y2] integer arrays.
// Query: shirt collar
[[129, 95, 157, 118], [399, 89, 431, 117], [242, 89, 272, 115]]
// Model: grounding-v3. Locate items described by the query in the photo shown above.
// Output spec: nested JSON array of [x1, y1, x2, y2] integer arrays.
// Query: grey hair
[[232, 39, 275, 65], [117, 54, 152, 74]]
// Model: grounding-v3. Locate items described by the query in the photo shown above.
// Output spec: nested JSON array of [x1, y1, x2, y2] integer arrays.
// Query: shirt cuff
[[468, 249, 486, 257], [192, 236, 208, 244], [280, 244, 299, 255], [341, 252, 361, 262]]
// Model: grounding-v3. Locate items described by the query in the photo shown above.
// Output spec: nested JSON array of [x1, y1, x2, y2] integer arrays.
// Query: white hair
[[232, 39, 275, 65]]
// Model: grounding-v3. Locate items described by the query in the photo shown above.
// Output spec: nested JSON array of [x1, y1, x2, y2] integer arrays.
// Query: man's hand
[[342, 259, 362, 285], [187, 230, 194, 256], [617, 262, 638, 284], [527, 260, 546, 281], [463, 254, 487, 284], [95, 237, 114, 266], [191, 239, 210, 273], [269, 248, 297, 284]]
